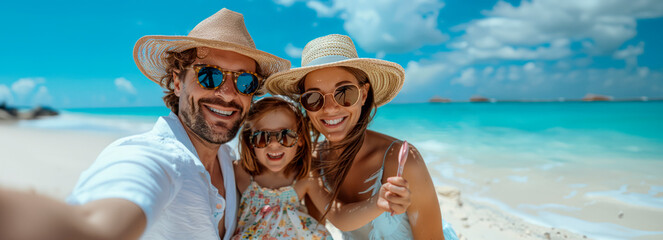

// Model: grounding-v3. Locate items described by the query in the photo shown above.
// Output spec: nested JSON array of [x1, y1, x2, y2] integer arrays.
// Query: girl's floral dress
[[232, 178, 332, 240]]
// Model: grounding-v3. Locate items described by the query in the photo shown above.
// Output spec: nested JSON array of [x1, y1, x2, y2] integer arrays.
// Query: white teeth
[[267, 152, 284, 159], [208, 106, 233, 116], [324, 117, 344, 125]]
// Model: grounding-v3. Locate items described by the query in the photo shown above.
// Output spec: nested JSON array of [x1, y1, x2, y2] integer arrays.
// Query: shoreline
[[437, 186, 590, 240]]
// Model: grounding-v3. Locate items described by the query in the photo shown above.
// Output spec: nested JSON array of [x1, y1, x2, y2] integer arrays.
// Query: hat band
[[305, 55, 350, 67]]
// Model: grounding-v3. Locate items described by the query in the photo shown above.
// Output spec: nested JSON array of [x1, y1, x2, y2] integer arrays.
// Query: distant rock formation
[[429, 96, 451, 103], [0, 104, 59, 121], [0, 103, 18, 120], [469, 95, 490, 102], [582, 93, 612, 101], [19, 106, 59, 120]]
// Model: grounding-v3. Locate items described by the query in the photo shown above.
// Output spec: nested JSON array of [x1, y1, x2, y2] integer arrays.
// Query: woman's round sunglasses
[[299, 84, 361, 112], [250, 129, 298, 148], [192, 64, 263, 95]]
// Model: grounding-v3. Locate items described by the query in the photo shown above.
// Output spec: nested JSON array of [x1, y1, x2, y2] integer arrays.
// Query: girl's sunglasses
[[299, 84, 360, 112], [250, 129, 298, 148], [192, 64, 263, 95]]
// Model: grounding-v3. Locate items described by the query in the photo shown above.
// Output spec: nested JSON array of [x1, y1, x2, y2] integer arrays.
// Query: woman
[[266, 34, 457, 240]]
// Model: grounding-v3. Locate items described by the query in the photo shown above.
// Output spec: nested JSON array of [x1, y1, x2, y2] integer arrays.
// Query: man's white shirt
[[67, 113, 238, 240]]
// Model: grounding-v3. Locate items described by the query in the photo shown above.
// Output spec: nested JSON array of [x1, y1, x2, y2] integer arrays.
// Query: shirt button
[[216, 203, 223, 209]]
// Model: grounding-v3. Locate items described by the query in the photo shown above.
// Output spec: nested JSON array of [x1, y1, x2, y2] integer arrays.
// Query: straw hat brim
[[265, 58, 404, 106], [134, 35, 290, 87]]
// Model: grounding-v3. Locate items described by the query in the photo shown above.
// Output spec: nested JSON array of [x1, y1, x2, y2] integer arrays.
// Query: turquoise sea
[[18, 101, 663, 239]]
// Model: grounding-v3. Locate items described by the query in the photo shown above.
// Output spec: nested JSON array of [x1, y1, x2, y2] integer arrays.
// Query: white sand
[[0, 123, 120, 199], [437, 186, 589, 240]]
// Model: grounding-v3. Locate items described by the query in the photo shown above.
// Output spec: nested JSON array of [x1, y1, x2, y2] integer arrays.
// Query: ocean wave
[[585, 185, 663, 210], [18, 112, 156, 135], [536, 211, 663, 240], [471, 195, 663, 239], [563, 190, 578, 199], [507, 175, 529, 183]]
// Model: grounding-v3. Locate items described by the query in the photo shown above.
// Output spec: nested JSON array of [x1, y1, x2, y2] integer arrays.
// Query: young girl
[[231, 97, 410, 239]]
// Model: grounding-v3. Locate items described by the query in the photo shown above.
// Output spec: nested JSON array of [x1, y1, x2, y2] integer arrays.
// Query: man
[[0, 8, 290, 240]]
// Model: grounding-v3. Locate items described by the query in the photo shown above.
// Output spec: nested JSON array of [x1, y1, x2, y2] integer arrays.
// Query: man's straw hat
[[265, 34, 404, 106], [134, 8, 290, 86]]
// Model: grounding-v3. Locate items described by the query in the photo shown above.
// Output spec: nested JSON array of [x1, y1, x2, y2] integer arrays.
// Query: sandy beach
[[1, 118, 661, 240], [437, 186, 587, 240], [0, 123, 120, 199]]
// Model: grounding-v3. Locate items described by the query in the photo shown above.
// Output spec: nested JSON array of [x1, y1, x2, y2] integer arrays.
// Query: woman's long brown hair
[[299, 67, 376, 221]]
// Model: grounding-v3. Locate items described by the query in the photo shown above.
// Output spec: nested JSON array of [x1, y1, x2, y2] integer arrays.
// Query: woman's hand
[[377, 176, 411, 215]]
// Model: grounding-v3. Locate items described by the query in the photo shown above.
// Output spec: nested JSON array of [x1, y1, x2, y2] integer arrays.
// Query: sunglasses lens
[[252, 131, 268, 148], [252, 130, 297, 148], [301, 92, 324, 112], [236, 73, 259, 94], [281, 130, 298, 147], [198, 67, 224, 89], [334, 85, 360, 107]]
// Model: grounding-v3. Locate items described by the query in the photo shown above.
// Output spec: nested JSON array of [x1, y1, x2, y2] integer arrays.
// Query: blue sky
[[1, 0, 662, 108]]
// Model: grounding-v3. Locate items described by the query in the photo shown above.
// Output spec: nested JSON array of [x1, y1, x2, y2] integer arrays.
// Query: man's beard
[[180, 96, 244, 144]]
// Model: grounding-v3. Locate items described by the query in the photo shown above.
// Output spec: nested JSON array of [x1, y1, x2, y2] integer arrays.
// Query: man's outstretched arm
[[0, 188, 146, 240]]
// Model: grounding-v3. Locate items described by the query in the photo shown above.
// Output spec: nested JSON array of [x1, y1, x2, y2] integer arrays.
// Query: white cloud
[[613, 42, 644, 67], [523, 62, 538, 72], [401, 50, 663, 101], [453, 0, 663, 61], [402, 60, 453, 92], [115, 77, 137, 95], [305, 0, 448, 53], [33, 86, 52, 106], [375, 51, 386, 59], [11, 78, 44, 98], [285, 43, 303, 58], [274, 0, 298, 7], [482, 66, 495, 77], [508, 65, 521, 81], [306, 1, 338, 17], [638, 67, 650, 78], [404, 61, 450, 84], [480, 64, 663, 100], [0, 84, 13, 104], [613, 42, 645, 59], [452, 68, 478, 87], [465, 41, 572, 60]]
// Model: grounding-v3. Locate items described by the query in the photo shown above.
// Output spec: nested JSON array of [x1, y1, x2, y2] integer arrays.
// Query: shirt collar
[[154, 112, 201, 160]]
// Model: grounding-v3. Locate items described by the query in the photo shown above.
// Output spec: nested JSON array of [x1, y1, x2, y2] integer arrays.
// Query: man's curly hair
[[160, 48, 199, 113]]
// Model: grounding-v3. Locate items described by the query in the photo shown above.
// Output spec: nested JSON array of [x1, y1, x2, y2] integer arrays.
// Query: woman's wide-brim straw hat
[[134, 8, 290, 87], [265, 34, 404, 106]]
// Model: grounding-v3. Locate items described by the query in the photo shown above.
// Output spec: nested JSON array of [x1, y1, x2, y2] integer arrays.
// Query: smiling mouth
[[322, 117, 346, 127], [267, 152, 284, 160], [206, 105, 234, 117]]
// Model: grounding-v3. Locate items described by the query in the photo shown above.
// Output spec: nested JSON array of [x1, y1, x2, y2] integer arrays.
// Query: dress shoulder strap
[[382, 140, 400, 167], [358, 140, 400, 196], [377, 140, 400, 181]]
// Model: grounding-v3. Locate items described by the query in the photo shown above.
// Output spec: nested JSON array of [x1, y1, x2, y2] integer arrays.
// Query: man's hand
[[0, 188, 146, 240]]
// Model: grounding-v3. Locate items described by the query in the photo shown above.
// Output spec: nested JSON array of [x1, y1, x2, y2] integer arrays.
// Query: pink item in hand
[[397, 141, 409, 177]]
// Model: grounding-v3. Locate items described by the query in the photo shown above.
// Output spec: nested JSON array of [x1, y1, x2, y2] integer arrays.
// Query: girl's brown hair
[[238, 97, 312, 179], [298, 66, 376, 220]]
